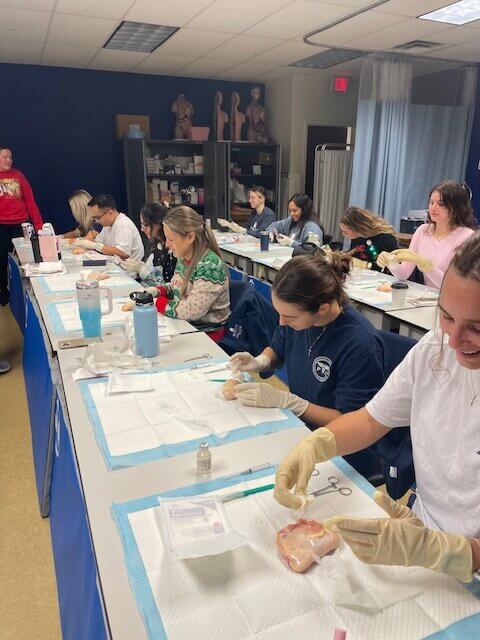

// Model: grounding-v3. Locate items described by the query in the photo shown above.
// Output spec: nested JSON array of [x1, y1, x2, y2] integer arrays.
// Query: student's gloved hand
[[75, 238, 104, 252], [235, 382, 308, 415], [351, 257, 369, 270], [277, 234, 293, 246], [217, 218, 230, 228], [274, 428, 337, 509], [329, 491, 473, 582], [378, 249, 434, 273], [229, 352, 271, 373], [229, 221, 246, 234], [120, 258, 144, 273]]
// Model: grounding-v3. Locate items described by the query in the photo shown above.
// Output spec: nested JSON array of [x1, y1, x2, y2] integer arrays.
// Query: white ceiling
[[0, 0, 478, 81]]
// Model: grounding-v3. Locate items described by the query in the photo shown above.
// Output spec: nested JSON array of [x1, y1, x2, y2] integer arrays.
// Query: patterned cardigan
[[155, 250, 230, 325]]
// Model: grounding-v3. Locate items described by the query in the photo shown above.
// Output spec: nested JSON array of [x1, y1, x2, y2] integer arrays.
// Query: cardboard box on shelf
[[115, 114, 150, 139]]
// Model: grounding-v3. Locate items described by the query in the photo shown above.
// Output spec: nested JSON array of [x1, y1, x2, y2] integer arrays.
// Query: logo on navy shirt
[[312, 356, 332, 383]]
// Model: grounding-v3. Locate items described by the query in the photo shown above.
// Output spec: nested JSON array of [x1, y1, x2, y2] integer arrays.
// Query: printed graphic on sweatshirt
[[0, 177, 21, 199]]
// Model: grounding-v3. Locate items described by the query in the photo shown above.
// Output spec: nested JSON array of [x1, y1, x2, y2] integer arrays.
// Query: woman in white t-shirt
[[273, 231, 480, 583]]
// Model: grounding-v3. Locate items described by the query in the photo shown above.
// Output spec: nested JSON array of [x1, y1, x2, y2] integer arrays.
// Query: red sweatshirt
[[0, 168, 43, 230]]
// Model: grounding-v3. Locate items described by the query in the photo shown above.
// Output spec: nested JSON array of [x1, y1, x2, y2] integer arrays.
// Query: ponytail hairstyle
[[273, 249, 351, 312], [427, 180, 477, 231], [68, 189, 92, 236], [341, 206, 396, 237], [450, 230, 480, 283], [163, 206, 224, 297]]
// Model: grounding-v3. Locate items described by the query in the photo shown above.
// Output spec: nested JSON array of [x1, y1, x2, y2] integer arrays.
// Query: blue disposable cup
[[260, 232, 270, 252]]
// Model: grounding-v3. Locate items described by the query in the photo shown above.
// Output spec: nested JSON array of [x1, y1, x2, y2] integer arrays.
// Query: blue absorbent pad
[[111, 459, 480, 640], [79, 358, 303, 470]]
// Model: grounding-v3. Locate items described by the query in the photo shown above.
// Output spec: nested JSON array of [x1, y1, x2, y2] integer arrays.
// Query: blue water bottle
[[131, 291, 159, 358]]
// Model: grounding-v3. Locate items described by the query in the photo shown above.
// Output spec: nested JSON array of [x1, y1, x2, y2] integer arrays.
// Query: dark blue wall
[[466, 79, 480, 219], [0, 63, 263, 232]]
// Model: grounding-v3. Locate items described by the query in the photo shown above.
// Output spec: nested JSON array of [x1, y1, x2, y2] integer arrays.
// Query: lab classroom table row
[[216, 232, 437, 338], [12, 238, 471, 640]]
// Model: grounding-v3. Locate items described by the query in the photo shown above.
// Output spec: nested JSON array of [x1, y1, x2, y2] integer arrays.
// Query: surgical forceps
[[183, 353, 213, 362], [310, 476, 352, 497]]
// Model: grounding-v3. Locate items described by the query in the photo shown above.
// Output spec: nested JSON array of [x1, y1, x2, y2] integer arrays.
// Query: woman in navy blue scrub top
[[218, 185, 276, 237], [231, 250, 387, 475]]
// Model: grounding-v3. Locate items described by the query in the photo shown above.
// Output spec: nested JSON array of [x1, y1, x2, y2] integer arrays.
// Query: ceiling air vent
[[393, 40, 442, 51], [104, 21, 178, 53], [289, 47, 367, 70]]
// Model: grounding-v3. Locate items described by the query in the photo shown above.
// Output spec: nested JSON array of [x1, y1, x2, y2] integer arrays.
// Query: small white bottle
[[197, 441, 212, 474]]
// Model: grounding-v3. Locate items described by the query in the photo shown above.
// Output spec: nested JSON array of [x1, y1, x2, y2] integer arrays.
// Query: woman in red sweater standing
[[0, 146, 43, 305]]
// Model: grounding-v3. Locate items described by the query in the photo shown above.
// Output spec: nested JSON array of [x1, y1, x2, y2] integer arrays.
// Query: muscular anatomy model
[[246, 86, 268, 143]]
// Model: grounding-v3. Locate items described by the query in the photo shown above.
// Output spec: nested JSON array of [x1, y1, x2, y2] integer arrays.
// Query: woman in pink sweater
[[378, 181, 476, 288]]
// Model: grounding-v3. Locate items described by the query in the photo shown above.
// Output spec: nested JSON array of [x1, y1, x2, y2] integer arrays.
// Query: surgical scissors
[[310, 476, 352, 497], [183, 353, 213, 362]]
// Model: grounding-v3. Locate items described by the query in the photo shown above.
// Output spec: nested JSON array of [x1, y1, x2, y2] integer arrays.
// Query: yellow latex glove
[[380, 249, 434, 273], [330, 491, 473, 582], [273, 428, 337, 509], [351, 257, 369, 269], [235, 382, 308, 416]]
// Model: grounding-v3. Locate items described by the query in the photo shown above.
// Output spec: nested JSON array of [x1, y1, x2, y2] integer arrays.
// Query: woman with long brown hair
[[377, 180, 476, 288], [340, 206, 398, 270], [150, 206, 230, 336]]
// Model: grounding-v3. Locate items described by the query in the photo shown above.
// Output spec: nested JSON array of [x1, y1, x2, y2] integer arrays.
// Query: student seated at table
[[73, 193, 143, 261], [230, 249, 387, 477], [119, 202, 176, 286], [266, 193, 323, 248], [377, 180, 476, 288], [273, 232, 480, 585], [61, 189, 93, 240], [129, 206, 230, 340], [340, 206, 398, 271], [218, 186, 276, 237]]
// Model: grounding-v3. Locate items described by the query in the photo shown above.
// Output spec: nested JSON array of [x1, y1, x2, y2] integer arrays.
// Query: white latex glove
[[229, 352, 271, 374], [230, 221, 246, 234], [235, 382, 309, 416], [277, 234, 293, 246], [144, 286, 160, 298], [217, 218, 230, 228], [75, 238, 104, 252], [121, 286, 160, 312], [120, 258, 144, 274]]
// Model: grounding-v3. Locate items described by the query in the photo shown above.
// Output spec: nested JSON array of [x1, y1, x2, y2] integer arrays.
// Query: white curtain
[[349, 56, 477, 228], [349, 56, 412, 227], [314, 149, 353, 240]]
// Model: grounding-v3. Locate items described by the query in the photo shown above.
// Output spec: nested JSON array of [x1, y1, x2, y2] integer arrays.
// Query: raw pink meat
[[276, 519, 340, 573]]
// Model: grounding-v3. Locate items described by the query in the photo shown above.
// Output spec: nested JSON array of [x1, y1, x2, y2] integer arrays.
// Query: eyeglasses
[[91, 209, 111, 221]]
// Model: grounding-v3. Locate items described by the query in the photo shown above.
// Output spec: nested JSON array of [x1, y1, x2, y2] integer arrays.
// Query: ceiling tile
[[0, 0, 54, 9], [173, 57, 234, 78], [344, 17, 453, 50], [214, 60, 279, 81], [0, 39, 43, 64], [153, 28, 234, 57], [0, 6, 50, 42], [204, 34, 284, 62], [377, 0, 456, 18], [305, 10, 407, 46], [246, 0, 352, 39], [125, 0, 213, 26], [253, 39, 321, 65], [424, 41, 480, 62], [185, 0, 293, 33], [426, 25, 479, 47], [56, 0, 133, 20], [47, 13, 118, 47], [88, 48, 149, 71], [132, 53, 192, 74], [41, 43, 98, 67]]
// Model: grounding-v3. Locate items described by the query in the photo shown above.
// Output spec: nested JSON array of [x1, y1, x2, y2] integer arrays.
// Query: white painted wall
[[266, 69, 359, 213]]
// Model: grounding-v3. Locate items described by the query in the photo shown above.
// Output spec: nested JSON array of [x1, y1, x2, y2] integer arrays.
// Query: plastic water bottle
[[131, 291, 159, 358]]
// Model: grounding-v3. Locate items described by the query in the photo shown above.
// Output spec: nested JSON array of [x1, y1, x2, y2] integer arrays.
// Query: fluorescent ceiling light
[[419, 0, 480, 25], [290, 47, 366, 70], [104, 21, 178, 53]]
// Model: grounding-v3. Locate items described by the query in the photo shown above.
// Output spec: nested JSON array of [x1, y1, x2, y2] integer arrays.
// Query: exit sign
[[331, 75, 350, 93]]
